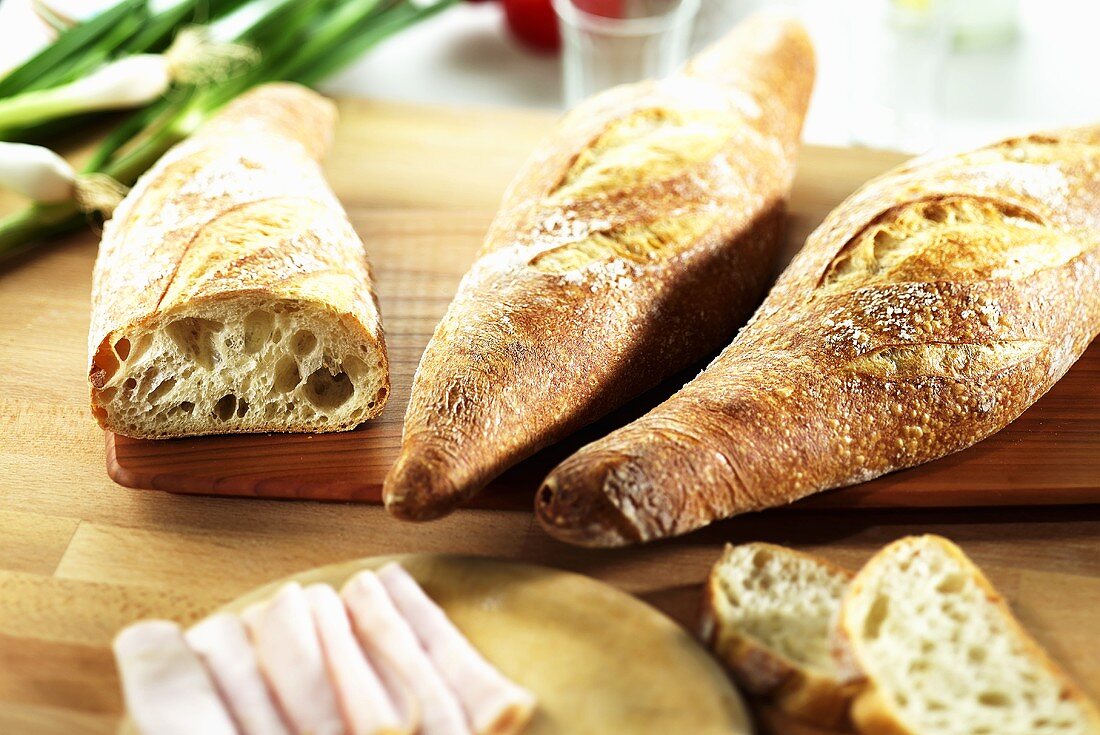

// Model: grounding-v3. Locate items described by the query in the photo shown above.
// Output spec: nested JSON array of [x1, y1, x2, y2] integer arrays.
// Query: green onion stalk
[[0, 0, 456, 262]]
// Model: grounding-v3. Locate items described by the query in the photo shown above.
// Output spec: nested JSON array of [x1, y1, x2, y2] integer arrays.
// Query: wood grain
[[0, 99, 1097, 733]]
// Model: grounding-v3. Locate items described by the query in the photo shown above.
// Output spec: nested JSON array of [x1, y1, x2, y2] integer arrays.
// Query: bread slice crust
[[839, 535, 1100, 735], [700, 543, 860, 728]]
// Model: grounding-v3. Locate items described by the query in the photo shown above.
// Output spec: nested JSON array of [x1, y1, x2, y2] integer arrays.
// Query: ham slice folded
[[113, 620, 238, 735], [185, 613, 291, 735], [116, 569, 537, 735], [305, 583, 411, 735], [342, 570, 472, 735], [377, 564, 536, 735], [244, 582, 346, 735]]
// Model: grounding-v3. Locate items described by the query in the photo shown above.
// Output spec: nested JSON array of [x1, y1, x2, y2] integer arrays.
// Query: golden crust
[[705, 596, 860, 728], [839, 535, 1100, 735], [88, 83, 388, 436], [384, 15, 815, 519], [847, 688, 911, 735], [537, 127, 1100, 546], [700, 543, 860, 729]]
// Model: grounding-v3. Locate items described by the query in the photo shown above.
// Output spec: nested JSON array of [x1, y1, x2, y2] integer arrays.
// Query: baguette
[[384, 15, 815, 520], [538, 125, 1100, 546], [839, 535, 1100, 735], [700, 543, 858, 728], [88, 83, 389, 439]]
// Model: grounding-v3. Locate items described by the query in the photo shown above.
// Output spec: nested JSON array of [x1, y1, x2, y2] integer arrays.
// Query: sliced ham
[[376, 563, 536, 735], [113, 620, 238, 735], [342, 570, 472, 735], [304, 583, 411, 735], [244, 582, 346, 735], [185, 613, 291, 735]]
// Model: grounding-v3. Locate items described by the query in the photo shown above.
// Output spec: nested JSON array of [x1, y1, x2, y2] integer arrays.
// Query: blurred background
[[2, 0, 1098, 155]]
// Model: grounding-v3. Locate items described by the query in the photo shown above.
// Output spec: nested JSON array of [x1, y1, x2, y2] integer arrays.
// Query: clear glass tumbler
[[553, 0, 701, 107]]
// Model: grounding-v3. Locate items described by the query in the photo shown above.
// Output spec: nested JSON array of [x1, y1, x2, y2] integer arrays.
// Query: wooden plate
[[122, 554, 751, 735]]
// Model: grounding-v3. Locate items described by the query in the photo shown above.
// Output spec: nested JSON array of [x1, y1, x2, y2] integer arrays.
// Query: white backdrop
[[2, 0, 1098, 154]]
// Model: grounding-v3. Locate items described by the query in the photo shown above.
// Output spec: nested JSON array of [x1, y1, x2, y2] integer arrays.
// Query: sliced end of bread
[[90, 296, 389, 438], [841, 534, 1100, 735], [700, 542, 858, 727]]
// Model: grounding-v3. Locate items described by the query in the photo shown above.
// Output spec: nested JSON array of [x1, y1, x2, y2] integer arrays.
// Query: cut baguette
[[700, 543, 859, 728], [840, 535, 1100, 735], [88, 83, 389, 438]]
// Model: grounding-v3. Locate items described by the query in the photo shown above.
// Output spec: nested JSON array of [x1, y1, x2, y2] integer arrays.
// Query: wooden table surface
[[0, 99, 1097, 734]]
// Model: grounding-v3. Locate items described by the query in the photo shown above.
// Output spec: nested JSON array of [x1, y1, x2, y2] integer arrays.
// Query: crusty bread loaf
[[88, 83, 389, 439], [839, 535, 1100, 735], [384, 15, 815, 520], [701, 543, 858, 728], [538, 126, 1100, 546]]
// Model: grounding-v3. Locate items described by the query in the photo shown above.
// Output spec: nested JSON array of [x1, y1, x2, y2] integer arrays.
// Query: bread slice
[[88, 83, 389, 439], [840, 535, 1100, 735], [700, 543, 860, 727]]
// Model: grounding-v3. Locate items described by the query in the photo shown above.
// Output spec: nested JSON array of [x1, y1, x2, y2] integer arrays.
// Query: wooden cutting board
[[123, 554, 752, 735], [104, 97, 1099, 510]]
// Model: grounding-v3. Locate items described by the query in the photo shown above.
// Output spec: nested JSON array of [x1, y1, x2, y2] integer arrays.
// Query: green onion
[[0, 20, 263, 141], [0, 0, 147, 97], [0, 0, 262, 141], [0, 55, 173, 132], [120, 0, 254, 55], [0, 141, 76, 202], [293, 1, 452, 87], [0, 0, 458, 262], [31, 2, 76, 35]]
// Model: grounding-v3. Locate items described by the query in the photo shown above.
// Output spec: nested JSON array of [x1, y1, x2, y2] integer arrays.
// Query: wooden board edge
[[107, 432, 1100, 510]]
